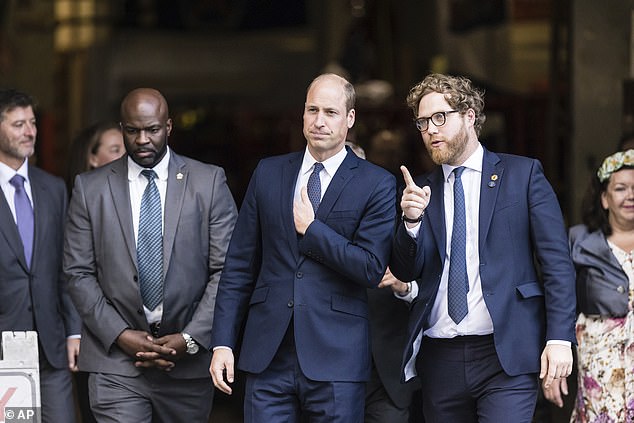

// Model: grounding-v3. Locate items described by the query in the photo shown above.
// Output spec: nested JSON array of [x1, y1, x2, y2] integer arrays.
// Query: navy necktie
[[137, 169, 163, 310], [307, 162, 324, 213], [10, 175, 34, 268], [447, 166, 468, 324]]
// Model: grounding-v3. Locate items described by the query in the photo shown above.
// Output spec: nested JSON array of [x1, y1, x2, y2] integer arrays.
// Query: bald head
[[120, 88, 172, 168], [121, 88, 169, 122]]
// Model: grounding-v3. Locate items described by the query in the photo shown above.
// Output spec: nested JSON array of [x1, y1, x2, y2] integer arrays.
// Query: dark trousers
[[417, 335, 538, 423], [40, 356, 77, 423], [364, 364, 410, 423], [244, 322, 365, 423], [88, 371, 213, 423]]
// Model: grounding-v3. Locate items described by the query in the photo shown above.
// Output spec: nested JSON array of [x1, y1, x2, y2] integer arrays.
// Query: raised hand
[[400, 165, 431, 224]]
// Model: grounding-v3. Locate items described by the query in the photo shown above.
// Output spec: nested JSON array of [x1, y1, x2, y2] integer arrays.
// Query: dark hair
[[65, 121, 121, 189], [581, 165, 634, 235], [0, 89, 36, 119]]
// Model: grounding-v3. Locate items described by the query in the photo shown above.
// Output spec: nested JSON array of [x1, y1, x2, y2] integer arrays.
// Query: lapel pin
[[176, 172, 183, 180]]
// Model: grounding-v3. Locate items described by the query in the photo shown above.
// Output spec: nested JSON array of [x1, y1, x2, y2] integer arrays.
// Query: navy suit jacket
[[391, 148, 576, 379], [211, 147, 396, 382], [0, 165, 80, 368]]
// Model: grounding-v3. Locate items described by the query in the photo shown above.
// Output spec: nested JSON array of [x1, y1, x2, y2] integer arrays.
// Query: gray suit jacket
[[569, 224, 629, 317], [63, 151, 237, 378], [0, 165, 80, 368]]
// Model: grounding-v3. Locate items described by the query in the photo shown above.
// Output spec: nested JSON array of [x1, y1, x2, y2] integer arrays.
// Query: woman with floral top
[[544, 149, 634, 422]]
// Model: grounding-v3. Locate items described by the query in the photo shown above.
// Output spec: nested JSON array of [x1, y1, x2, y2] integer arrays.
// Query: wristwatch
[[181, 333, 199, 355], [402, 212, 424, 224]]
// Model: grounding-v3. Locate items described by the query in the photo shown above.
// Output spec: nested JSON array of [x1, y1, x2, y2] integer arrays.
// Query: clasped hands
[[400, 166, 431, 227], [116, 329, 188, 371]]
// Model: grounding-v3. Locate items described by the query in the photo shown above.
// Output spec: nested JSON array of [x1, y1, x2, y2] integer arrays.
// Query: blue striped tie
[[9, 175, 34, 268], [447, 166, 468, 324], [137, 169, 163, 310], [307, 162, 324, 213]]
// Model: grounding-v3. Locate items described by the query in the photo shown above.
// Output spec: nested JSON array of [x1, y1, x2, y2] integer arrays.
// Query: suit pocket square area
[[515, 282, 544, 299]]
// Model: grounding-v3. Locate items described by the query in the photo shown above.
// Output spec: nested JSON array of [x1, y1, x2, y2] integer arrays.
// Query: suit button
[[296, 272, 303, 278], [287, 300, 294, 308]]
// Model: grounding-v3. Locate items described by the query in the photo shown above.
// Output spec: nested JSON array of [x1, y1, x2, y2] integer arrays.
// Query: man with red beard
[[390, 74, 576, 423]]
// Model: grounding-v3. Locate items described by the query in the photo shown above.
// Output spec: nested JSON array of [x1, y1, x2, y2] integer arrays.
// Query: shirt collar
[[301, 146, 348, 177], [0, 159, 29, 185], [442, 143, 483, 182], [127, 147, 171, 181]]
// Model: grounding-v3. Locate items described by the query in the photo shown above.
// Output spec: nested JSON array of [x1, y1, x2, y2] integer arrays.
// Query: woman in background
[[65, 121, 123, 189], [545, 149, 634, 422]]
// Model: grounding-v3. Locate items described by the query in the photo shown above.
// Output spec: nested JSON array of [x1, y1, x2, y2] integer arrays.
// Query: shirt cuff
[[546, 340, 571, 347], [394, 281, 418, 303], [405, 221, 421, 239]]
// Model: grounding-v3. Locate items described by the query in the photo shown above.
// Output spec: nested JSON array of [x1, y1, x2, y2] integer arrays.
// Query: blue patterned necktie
[[9, 175, 34, 268], [447, 166, 468, 324], [307, 162, 324, 213], [137, 169, 163, 310]]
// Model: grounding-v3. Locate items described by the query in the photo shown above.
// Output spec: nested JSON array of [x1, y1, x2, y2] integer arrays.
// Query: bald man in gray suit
[[64, 88, 237, 422]]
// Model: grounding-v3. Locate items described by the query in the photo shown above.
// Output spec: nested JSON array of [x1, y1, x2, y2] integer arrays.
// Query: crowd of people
[[0, 71, 632, 423]]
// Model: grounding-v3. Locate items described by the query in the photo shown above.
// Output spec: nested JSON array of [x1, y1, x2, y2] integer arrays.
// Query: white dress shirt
[[128, 148, 170, 324], [0, 159, 33, 221], [293, 146, 348, 204]]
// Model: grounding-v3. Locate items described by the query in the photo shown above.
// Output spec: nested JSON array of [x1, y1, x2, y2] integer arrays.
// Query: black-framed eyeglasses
[[414, 110, 459, 132]]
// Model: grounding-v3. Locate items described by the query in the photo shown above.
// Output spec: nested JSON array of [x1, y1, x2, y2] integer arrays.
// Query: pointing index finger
[[400, 165, 416, 188]]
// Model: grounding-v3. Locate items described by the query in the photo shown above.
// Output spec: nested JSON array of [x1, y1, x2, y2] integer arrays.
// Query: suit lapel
[[29, 168, 51, 271], [282, 153, 302, 261], [163, 154, 187, 278], [479, 149, 502, 245], [425, 168, 447, 259], [0, 183, 27, 269], [315, 151, 358, 219], [108, 157, 137, 266]]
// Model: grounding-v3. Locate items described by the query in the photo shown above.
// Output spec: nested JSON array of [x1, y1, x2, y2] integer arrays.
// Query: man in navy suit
[[390, 74, 576, 422], [0, 89, 80, 423], [210, 73, 396, 423]]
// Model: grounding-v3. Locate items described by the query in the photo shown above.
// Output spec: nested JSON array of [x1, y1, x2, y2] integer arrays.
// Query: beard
[[425, 124, 469, 166]]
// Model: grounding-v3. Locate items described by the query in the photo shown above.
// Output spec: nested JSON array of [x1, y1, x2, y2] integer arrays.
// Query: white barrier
[[0, 332, 40, 423]]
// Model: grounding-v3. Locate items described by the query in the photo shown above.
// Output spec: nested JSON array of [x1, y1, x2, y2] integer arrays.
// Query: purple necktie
[[10, 174, 34, 268]]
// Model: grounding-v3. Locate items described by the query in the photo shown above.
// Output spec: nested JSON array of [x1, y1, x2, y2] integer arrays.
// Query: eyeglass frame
[[414, 110, 460, 132]]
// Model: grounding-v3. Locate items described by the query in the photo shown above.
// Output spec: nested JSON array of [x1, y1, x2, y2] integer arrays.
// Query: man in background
[[0, 88, 80, 423]]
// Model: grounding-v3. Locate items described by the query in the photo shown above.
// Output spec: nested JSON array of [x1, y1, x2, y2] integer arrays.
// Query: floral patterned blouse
[[571, 241, 634, 423]]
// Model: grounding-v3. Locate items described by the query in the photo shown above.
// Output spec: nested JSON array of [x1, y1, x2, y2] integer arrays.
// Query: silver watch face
[[188, 342, 199, 354]]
